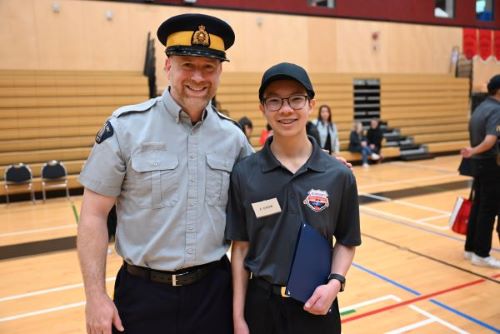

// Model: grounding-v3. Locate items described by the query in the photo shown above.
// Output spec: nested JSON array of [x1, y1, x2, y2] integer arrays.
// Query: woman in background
[[314, 104, 340, 154], [348, 121, 379, 167]]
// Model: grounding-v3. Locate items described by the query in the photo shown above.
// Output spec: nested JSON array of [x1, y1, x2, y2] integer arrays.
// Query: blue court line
[[430, 300, 500, 333], [352, 262, 500, 333], [352, 263, 421, 295], [360, 207, 500, 254]]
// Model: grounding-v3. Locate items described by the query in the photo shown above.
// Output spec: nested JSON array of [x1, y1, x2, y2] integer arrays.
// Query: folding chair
[[4, 163, 35, 204], [41, 160, 70, 202]]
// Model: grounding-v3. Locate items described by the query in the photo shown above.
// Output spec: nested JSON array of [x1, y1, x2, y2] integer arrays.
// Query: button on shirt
[[225, 137, 361, 285], [79, 89, 254, 271]]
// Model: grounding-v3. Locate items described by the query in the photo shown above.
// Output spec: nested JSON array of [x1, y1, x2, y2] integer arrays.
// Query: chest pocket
[[131, 151, 179, 208], [206, 154, 233, 206]]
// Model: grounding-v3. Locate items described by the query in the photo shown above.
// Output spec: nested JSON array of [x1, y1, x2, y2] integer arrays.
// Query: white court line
[[0, 225, 76, 238], [418, 214, 451, 223], [358, 174, 460, 191], [360, 193, 451, 215], [409, 305, 469, 334], [343, 294, 468, 334], [384, 318, 435, 334], [0, 301, 85, 323], [340, 294, 400, 312], [360, 206, 449, 230], [389, 161, 459, 174], [0, 277, 115, 303]]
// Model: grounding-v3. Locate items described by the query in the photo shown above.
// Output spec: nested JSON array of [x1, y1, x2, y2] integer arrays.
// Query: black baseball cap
[[259, 62, 315, 101], [487, 74, 500, 95], [157, 13, 235, 61]]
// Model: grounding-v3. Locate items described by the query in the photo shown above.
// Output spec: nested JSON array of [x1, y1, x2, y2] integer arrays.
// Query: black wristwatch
[[327, 273, 346, 292]]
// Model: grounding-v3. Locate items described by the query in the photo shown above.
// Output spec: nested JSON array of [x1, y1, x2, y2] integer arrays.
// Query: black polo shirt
[[469, 97, 500, 159], [225, 137, 361, 285]]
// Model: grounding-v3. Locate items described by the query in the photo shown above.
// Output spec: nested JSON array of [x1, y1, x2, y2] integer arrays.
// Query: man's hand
[[234, 317, 250, 334], [85, 293, 124, 334], [461, 147, 473, 158], [334, 155, 353, 170], [303, 280, 341, 315]]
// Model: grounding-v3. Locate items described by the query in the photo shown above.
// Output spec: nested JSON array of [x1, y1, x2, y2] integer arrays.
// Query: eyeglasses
[[262, 94, 309, 112]]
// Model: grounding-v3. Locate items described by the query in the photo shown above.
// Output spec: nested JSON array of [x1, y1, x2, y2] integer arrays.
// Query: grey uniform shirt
[[469, 97, 500, 159], [80, 89, 254, 271]]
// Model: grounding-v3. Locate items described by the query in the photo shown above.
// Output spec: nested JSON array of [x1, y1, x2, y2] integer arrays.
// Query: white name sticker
[[251, 198, 282, 218]]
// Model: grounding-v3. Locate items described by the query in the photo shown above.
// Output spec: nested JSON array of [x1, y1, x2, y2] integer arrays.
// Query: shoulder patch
[[113, 98, 158, 118], [96, 121, 114, 144], [213, 108, 241, 130]]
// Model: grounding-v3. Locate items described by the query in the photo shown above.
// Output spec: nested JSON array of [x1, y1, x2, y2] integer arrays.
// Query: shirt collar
[[161, 88, 209, 124], [259, 136, 327, 173]]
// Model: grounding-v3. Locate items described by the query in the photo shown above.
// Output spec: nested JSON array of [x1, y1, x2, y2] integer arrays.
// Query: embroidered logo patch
[[95, 121, 114, 144], [303, 189, 329, 213]]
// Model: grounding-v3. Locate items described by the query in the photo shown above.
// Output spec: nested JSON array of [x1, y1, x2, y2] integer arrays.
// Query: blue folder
[[284, 223, 332, 303]]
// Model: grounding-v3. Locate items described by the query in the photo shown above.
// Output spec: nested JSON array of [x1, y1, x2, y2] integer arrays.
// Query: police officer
[[461, 74, 500, 269], [226, 63, 361, 334], [77, 13, 253, 334]]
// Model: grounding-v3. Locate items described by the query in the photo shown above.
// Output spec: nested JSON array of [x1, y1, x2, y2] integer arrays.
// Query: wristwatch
[[327, 273, 346, 292]]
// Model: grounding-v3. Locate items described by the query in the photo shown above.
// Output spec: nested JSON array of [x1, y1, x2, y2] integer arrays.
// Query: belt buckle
[[280, 286, 289, 298], [172, 271, 189, 287], [172, 274, 181, 286]]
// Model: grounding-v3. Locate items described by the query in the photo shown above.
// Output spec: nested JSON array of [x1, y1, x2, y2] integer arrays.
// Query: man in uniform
[[461, 74, 500, 269], [226, 63, 361, 334], [77, 13, 253, 334]]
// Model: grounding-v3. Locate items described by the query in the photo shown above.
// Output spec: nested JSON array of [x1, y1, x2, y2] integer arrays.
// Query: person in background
[[227, 62, 360, 334], [77, 13, 253, 334], [348, 121, 379, 168], [238, 116, 254, 142], [306, 120, 321, 145], [461, 74, 500, 269], [314, 104, 340, 154], [259, 123, 273, 146], [366, 118, 384, 155]]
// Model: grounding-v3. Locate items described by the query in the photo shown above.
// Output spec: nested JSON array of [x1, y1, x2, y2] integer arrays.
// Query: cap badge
[[192, 25, 210, 47], [303, 189, 329, 213]]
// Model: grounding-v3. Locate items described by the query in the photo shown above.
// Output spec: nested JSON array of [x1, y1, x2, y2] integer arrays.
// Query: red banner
[[478, 29, 492, 61], [494, 31, 500, 61], [462, 29, 477, 60]]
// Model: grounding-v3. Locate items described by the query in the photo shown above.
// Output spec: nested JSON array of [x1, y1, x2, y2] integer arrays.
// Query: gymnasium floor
[[0, 155, 499, 334]]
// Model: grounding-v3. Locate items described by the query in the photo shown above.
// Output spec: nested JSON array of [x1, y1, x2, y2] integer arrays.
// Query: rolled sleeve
[[225, 166, 249, 241], [79, 119, 125, 197]]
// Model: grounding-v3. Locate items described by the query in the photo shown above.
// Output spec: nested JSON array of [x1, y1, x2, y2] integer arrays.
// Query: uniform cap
[[487, 74, 500, 94], [259, 62, 315, 101], [157, 13, 234, 61]]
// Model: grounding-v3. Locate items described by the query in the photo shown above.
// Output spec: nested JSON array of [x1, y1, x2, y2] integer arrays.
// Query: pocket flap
[[206, 154, 233, 172], [132, 151, 178, 172]]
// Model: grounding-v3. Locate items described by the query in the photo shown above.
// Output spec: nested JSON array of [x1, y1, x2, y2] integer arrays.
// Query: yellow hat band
[[166, 31, 225, 52]]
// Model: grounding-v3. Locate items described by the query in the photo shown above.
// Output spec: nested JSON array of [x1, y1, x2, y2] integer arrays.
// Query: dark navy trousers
[[244, 279, 341, 334], [112, 257, 233, 334]]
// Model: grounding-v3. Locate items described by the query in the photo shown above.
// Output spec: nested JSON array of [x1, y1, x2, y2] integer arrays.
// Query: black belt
[[250, 276, 288, 298], [124, 259, 222, 286]]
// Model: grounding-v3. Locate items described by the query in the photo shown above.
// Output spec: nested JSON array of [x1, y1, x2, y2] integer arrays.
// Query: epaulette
[[113, 98, 158, 118], [213, 107, 242, 130]]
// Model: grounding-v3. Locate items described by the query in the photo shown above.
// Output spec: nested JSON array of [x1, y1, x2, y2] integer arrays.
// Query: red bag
[[448, 197, 471, 235]]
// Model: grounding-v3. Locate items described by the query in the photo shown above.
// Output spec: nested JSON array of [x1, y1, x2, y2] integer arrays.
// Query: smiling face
[[166, 55, 222, 117], [259, 79, 314, 140]]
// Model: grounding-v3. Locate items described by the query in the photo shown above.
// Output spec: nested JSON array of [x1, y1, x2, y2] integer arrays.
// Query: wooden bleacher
[[1, 70, 470, 199], [0, 70, 149, 198], [380, 75, 470, 154]]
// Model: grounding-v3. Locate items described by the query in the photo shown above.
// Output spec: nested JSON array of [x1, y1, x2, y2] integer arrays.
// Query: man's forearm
[[231, 241, 250, 320], [330, 244, 356, 275], [77, 212, 111, 299]]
